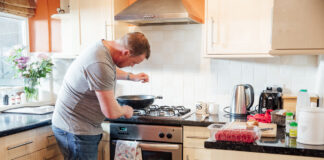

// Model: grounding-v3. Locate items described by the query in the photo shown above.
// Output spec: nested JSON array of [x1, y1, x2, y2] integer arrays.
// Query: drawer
[[183, 126, 210, 148], [13, 150, 43, 160], [5, 129, 37, 159], [35, 126, 57, 149]]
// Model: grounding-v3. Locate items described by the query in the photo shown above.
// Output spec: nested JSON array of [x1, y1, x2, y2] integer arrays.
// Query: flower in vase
[[5, 46, 53, 102]]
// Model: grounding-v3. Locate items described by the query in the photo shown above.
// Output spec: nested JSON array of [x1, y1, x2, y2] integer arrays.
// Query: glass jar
[[289, 121, 298, 138], [285, 112, 294, 134]]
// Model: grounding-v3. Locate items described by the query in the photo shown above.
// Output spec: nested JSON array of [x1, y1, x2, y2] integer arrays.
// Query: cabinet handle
[[210, 17, 220, 46], [186, 136, 209, 139], [7, 141, 33, 150]]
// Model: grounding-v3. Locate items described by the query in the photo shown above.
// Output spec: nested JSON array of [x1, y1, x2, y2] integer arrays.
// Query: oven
[[110, 123, 183, 160]]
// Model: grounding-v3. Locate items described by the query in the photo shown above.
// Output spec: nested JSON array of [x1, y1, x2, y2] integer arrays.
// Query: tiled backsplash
[[53, 24, 319, 110]]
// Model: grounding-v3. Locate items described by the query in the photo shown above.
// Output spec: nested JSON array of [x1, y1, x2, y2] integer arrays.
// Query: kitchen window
[[0, 12, 28, 86]]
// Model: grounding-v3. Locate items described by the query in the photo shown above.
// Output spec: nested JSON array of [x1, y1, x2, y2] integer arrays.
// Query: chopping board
[[227, 122, 277, 138]]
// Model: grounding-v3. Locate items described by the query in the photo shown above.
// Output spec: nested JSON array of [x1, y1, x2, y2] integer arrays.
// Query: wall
[[114, 24, 318, 110], [52, 24, 319, 111], [29, 0, 61, 52]]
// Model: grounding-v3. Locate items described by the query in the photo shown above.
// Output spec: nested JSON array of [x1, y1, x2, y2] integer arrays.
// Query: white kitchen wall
[[114, 24, 318, 110], [52, 24, 319, 111]]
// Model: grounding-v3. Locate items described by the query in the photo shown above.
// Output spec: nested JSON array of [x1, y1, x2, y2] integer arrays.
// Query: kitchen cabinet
[[78, 0, 114, 51], [183, 126, 322, 160], [0, 125, 62, 160], [204, 0, 324, 58], [61, 0, 129, 54], [183, 126, 212, 160], [184, 148, 323, 160]]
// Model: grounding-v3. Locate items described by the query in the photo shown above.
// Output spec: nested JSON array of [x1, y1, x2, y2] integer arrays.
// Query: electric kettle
[[230, 84, 254, 116]]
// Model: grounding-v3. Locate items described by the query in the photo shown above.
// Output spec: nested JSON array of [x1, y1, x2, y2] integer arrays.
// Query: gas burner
[[159, 110, 175, 117], [133, 109, 146, 116], [174, 106, 185, 110], [133, 105, 190, 117], [148, 105, 159, 111]]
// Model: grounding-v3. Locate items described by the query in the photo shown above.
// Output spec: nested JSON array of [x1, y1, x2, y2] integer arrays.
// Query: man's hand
[[123, 105, 134, 119], [131, 72, 149, 83]]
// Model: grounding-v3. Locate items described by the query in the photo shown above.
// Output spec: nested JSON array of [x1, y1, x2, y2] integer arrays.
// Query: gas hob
[[133, 105, 191, 117]]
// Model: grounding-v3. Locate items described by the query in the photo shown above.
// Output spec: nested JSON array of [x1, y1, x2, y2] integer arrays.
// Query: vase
[[24, 78, 39, 102]]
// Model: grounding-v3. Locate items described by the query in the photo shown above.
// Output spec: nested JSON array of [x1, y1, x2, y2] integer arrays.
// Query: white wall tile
[[53, 24, 320, 110]]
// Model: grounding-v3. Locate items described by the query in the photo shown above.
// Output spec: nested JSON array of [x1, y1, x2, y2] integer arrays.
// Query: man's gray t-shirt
[[52, 40, 116, 135]]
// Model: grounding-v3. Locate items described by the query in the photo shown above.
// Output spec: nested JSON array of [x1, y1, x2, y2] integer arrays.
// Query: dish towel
[[114, 140, 142, 160]]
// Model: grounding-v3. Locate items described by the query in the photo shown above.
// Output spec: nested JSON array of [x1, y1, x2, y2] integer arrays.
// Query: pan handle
[[155, 96, 163, 99]]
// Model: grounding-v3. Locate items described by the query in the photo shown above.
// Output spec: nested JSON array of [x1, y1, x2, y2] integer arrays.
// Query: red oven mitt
[[247, 109, 273, 123]]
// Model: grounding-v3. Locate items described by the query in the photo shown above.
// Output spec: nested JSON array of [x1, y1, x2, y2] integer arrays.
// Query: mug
[[195, 101, 209, 115], [208, 102, 219, 115]]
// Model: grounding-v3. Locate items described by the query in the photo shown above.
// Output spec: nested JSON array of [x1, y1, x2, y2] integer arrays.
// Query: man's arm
[[116, 67, 149, 82], [95, 90, 133, 119]]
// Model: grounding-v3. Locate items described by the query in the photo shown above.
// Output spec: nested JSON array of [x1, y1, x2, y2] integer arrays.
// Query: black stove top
[[133, 105, 191, 117]]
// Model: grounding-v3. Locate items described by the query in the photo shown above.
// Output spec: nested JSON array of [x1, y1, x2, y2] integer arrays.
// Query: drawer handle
[[7, 141, 33, 150], [186, 136, 209, 139]]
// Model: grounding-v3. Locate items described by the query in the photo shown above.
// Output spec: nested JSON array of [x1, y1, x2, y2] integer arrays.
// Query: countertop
[[204, 121, 324, 158], [2, 110, 324, 158], [0, 112, 52, 137], [106, 112, 231, 127]]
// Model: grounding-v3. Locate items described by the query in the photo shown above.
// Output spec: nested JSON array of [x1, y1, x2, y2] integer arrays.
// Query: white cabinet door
[[271, 0, 324, 50], [205, 0, 273, 56], [79, 0, 114, 51], [183, 148, 215, 160]]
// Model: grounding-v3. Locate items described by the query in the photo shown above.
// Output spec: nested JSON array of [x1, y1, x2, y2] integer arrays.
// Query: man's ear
[[122, 49, 131, 57]]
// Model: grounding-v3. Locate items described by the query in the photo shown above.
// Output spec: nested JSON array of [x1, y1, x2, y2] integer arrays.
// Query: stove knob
[[166, 133, 172, 139], [159, 132, 165, 138]]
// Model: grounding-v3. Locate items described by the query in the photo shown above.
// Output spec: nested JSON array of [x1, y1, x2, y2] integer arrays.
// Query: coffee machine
[[258, 86, 283, 113]]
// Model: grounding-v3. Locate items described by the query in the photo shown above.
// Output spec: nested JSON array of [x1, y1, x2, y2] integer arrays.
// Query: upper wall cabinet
[[204, 0, 324, 58], [60, 0, 128, 54], [79, 0, 114, 51]]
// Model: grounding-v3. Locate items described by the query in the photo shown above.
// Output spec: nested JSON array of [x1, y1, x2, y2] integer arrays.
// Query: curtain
[[0, 0, 36, 17]]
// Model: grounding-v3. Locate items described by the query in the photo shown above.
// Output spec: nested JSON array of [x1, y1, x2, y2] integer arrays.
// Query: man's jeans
[[52, 125, 102, 160]]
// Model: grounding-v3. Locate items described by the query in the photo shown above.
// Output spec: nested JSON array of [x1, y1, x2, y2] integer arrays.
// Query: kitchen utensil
[[116, 95, 162, 109], [200, 114, 209, 121], [260, 128, 274, 132], [258, 86, 283, 113], [270, 109, 286, 126], [181, 112, 194, 120], [195, 101, 209, 115], [297, 108, 324, 145], [230, 84, 254, 116]]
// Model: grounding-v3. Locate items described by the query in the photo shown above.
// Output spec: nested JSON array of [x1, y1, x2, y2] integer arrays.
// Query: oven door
[[111, 140, 182, 160]]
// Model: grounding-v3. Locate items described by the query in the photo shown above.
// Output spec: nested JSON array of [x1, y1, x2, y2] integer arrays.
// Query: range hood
[[115, 0, 204, 25]]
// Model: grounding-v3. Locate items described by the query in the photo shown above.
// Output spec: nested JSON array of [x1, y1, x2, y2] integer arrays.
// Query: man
[[52, 32, 150, 160]]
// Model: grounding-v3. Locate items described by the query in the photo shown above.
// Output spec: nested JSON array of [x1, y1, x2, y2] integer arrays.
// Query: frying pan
[[116, 95, 163, 109]]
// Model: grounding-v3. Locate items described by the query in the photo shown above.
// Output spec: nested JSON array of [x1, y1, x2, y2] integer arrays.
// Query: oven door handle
[[138, 143, 180, 150]]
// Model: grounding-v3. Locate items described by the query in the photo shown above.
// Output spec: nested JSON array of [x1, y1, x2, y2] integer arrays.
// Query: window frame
[[0, 12, 29, 86]]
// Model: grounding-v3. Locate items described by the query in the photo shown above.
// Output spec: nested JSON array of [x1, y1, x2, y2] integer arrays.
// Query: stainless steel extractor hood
[[115, 0, 204, 25]]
